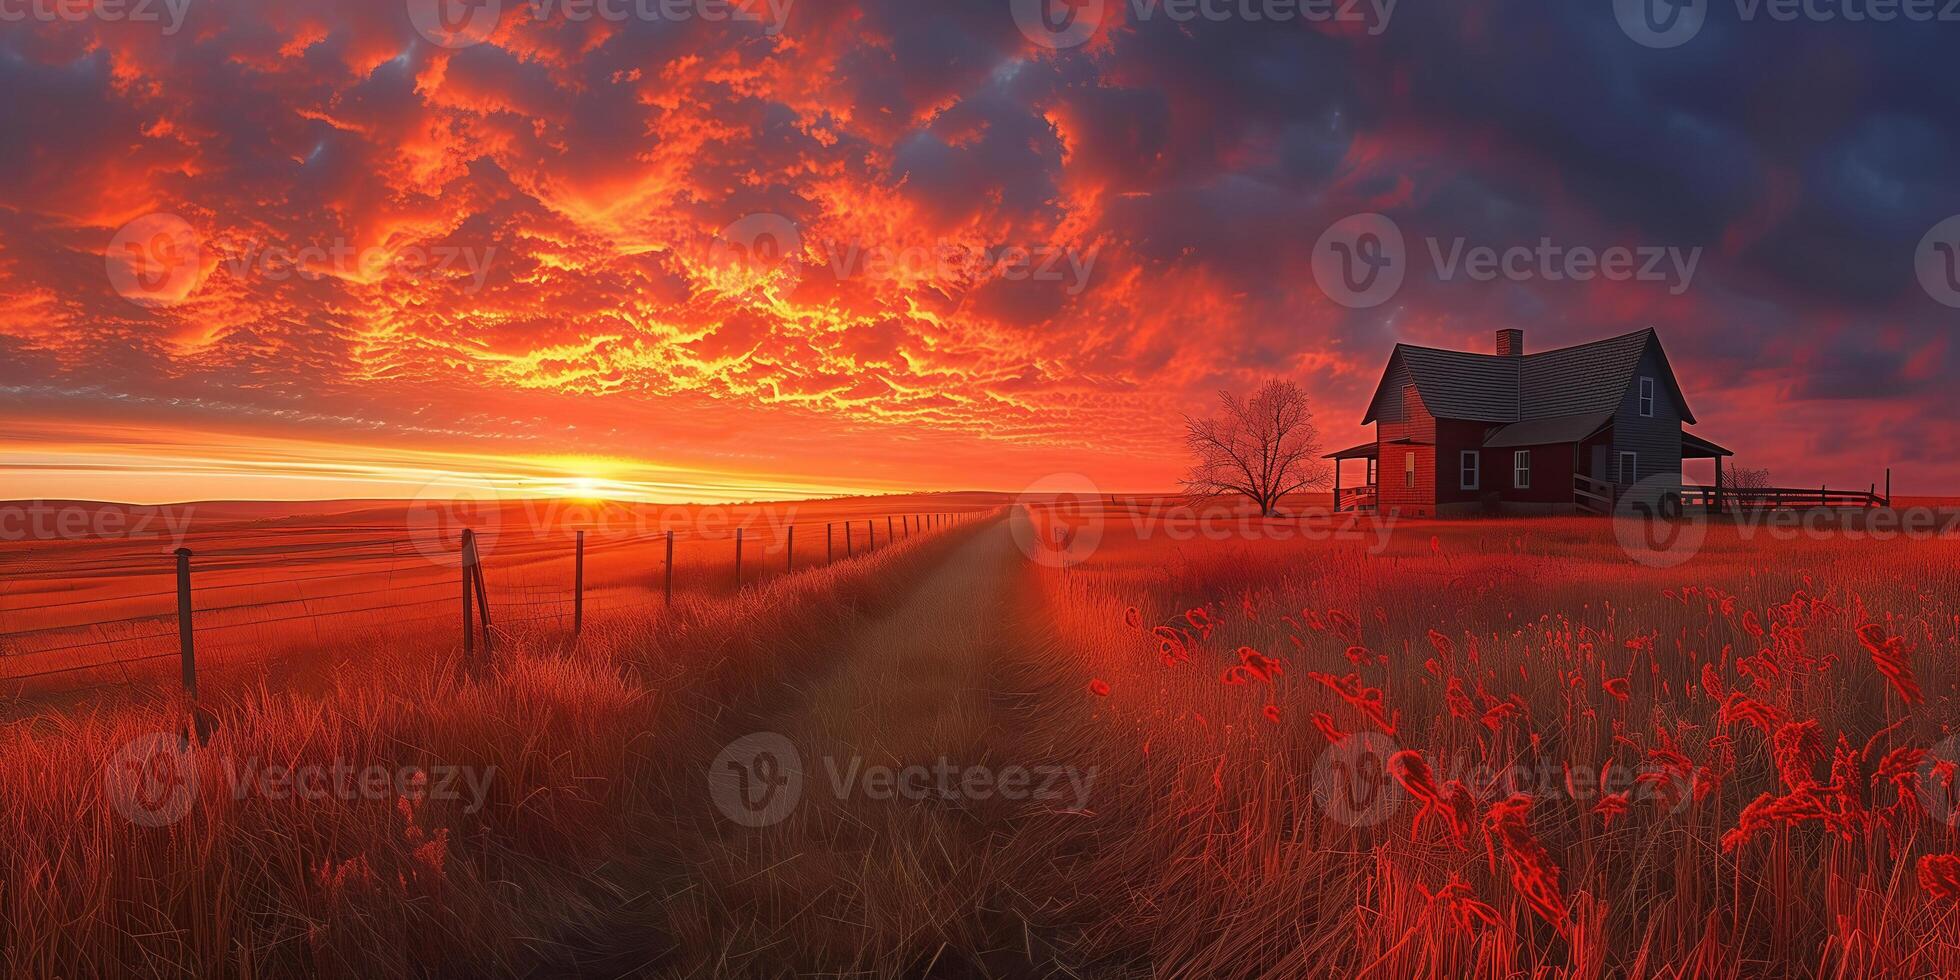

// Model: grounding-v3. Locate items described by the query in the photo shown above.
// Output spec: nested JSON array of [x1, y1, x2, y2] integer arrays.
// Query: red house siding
[[1481, 443, 1581, 505], [1433, 420, 1492, 507], [1375, 382, 1436, 515]]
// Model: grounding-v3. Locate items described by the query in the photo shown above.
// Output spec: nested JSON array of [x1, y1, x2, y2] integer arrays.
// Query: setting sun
[[5, 2, 1960, 978]]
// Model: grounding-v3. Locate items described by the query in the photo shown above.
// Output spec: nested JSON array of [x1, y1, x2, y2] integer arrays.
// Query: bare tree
[[1182, 380, 1331, 516], [1721, 465, 1773, 491]]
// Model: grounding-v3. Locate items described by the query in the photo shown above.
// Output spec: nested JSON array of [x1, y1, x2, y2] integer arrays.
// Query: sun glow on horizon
[[0, 420, 913, 506]]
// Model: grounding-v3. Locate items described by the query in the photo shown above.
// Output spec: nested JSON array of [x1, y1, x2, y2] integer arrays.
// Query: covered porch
[[1325, 441, 1379, 513], [1680, 430, 1736, 512]]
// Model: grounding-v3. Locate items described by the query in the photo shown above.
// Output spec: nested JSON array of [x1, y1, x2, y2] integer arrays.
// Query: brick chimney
[[1495, 328, 1524, 357]]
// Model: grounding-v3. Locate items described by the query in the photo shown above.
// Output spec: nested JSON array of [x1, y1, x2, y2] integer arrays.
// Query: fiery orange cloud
[[1, 1, 1954, 502]]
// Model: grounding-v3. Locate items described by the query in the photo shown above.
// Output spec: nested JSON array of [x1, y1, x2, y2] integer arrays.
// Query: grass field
[[997, 502, 1960, 976], [0, 500, 996, 977], [5, 496, 1960, 977]]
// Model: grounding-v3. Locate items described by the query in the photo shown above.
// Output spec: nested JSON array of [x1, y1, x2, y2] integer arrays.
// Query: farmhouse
[[1327, 328, 1734, 516]]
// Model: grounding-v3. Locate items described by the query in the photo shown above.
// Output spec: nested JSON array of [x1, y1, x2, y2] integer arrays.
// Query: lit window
[[1513, 450, 1530, 489], [1404, 452, 1415, 489]]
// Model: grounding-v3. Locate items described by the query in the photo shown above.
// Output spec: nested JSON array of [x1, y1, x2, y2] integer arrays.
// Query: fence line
[[0, 510, 983, 697]]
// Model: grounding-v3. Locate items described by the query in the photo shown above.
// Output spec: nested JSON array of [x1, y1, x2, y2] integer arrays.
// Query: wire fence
[[0, 510, 979, 699]]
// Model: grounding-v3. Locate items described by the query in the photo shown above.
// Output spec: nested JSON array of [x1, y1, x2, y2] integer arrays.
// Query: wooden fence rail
[[7, 511, 980, 699]]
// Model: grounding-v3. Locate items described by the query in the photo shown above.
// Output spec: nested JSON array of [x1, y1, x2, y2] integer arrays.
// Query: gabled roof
[[1361, 328, 1696, 426]]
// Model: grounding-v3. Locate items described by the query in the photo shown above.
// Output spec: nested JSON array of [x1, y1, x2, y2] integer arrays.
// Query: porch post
[[1334, 458, 1342, 511], [1714, 455, 1723, 514]]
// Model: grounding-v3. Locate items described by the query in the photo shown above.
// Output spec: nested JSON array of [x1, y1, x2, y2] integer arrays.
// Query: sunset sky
[[2, 1, 1957, 503]]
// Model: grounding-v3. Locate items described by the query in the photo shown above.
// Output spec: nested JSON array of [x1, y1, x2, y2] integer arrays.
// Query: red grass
[[1009, 506, 1960, 975]]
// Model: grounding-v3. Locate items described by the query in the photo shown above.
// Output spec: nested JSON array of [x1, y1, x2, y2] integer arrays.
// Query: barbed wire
[[1, 510, 974, 692]]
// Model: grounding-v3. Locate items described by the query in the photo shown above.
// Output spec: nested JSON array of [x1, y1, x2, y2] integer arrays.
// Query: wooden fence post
[[574, 530, 585, 635], [887, 515, 894, 543], [845, 522, 853, 557], [735, 527, 744, 589], [826, 522, 833, 562], [664, 530, 674, 606], [174, 547, 196, 700], [461, 529, 477, 662], [865, 519, 874, 550], [465, 529, 492, 658], [1885, 468, 1892, 505], [786, 525, 795, 573]]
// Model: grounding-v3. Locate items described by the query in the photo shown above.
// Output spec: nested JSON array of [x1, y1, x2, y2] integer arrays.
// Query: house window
[[1404, 452, 1415, 489], [1638, 377, 1655, 418], [1460, 451, 1479, 491], [1513, 450, 1531, 489], [1618, 451, 1638, 485]]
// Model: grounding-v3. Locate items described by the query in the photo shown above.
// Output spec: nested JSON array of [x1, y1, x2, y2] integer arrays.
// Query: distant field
[[0, 493, 1008, 700]]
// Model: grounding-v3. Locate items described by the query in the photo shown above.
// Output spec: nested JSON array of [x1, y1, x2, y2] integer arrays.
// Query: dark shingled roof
[[1482, 411, 1613, 448], [1361, 328, 1696, 425]]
